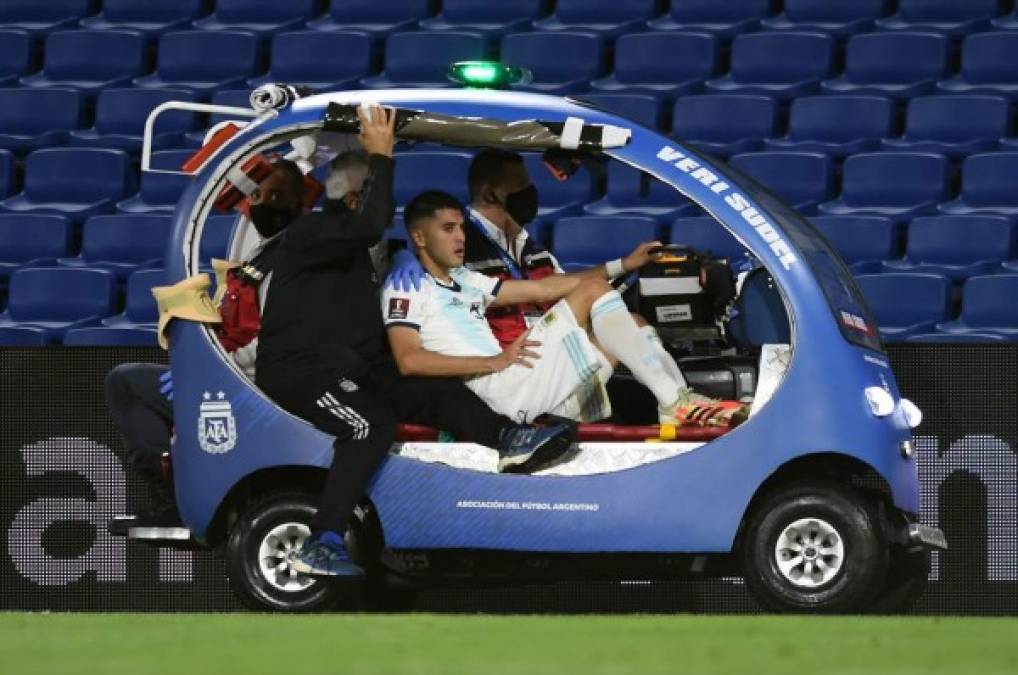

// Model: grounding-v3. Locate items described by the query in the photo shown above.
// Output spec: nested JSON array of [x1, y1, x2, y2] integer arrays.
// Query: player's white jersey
[[381, 267, 504, 358]]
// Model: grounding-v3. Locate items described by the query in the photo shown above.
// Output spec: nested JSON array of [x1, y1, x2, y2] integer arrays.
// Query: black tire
[[225, 491, 355, 612], [740, 480, 889, 614], [869, 546, 929, 614]]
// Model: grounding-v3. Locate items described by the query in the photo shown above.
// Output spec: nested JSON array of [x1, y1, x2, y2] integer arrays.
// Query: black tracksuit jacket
[[255, 154, 395, 388]]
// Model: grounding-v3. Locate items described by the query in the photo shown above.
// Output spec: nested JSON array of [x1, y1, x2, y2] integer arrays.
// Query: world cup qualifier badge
[[388, 296, 410, 320], [198, 390, 238, 454]]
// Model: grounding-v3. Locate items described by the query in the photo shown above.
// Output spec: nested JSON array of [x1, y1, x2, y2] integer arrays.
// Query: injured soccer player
[[382, 190, 749, 429]]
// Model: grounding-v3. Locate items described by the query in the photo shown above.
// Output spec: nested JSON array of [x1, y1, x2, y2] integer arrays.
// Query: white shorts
[[466, 300, 612, 423]]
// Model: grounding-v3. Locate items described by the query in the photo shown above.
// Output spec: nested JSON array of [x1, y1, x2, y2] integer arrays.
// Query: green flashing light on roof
[[448, 61, 532, 89]]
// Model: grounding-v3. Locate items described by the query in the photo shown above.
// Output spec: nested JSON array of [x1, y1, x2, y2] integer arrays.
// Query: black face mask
[[249, 203, 297, 239], [502, 184, 538, 226]]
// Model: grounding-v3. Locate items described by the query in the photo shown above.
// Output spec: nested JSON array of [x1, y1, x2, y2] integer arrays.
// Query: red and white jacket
[[463, 208, 563, 348]]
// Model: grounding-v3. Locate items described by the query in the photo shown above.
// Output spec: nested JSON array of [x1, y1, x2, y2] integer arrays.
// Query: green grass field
[[2, 614, 1017, 675]]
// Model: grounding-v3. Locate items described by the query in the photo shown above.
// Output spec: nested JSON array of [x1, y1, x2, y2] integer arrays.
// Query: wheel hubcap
[[774, 517, 845, 588], [257, 522, 315, 592]]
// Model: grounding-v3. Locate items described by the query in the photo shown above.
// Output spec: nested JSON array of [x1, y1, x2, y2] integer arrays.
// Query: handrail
[[141, 101, 265, 175]]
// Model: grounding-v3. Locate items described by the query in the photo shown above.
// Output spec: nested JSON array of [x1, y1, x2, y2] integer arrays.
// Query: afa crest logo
[[198, 390, 237, 454]]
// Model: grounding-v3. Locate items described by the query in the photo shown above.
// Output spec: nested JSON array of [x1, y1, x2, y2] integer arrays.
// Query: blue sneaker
[[291, 530, 365, 577], [497, 419, 577, 474]]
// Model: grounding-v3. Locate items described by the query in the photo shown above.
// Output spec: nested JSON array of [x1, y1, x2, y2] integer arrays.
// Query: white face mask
[[325, 166, 368, 200]]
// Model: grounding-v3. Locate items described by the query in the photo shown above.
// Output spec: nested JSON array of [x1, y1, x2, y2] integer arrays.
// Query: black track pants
[[104, 363, 172, 477], [259, 371, 396, 534]]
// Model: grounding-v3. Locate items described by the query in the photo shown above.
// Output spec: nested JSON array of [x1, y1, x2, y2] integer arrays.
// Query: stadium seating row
[[12, 28, 1018, 102], [13, 86, 1018, 162], [4, 0, 1018, 41], [5, 263, 1018, 346], [6, 204, 1016, 295], [12, 148, 1018, 229], [0, 266, 161, 346], [857, 273, 1018, 343], [0, 213, 232, 282]]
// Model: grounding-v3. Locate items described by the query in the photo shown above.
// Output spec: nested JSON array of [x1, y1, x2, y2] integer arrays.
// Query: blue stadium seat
[[0, 267, 117, 343], [904, 331, 1005, 343], [936, 274, 1018, 339], [361, 32, 488, 89], [392, 152, 472, 207], [552, 216, 661, 270], [820, 32, 950, 101], [575, 94, 663, 130], [938, 153, 1018, 220], [502, 32, 605, 95], [0, 88, 83, 154], [704, 32, 835, 101], [589, 32, 719, 102], [19, 30, 148, 96], [991, 7, 1018, 30], [134, 31, 261, 98], [817, 152, 950, 224], [193, 0, 320, 37], [760, 0, 887, 38], [57, 215, 171, 279], [0, 151, 13, 199], [881, 215, 1014, 281], [875, 0, 1000, 38], [670, 216, 751, 266], [0, 0, 92, 37], [307, 0, 431, 38], [0, 326, 48, 346], [385, 214, 410, 244], [671, 95, 779, 158], [116, 150, 194, 214], [881, 95, 1008, 158], [728, 152, 834, 215], [764, 95, 895, 158], [811, 215, 897, 273], [80, 0, 206, 37], [0, 214, 74, 281], [63, 326, 159, 346], [0, 30, 33, 86], [0, 148, 133, 224], [201, 215, 236, 261], [532, 0, 661, 38], [938, 33, 1018, 100], [855, 273, 952, 341], [582, 162, 699, 222], [103, 267, 164, 328], [249, 31, 373, 90], [647, 0, 774, 40], [419, 0, 545, 39], [523, 153, 596, 222], [69, 88, 199, 153]]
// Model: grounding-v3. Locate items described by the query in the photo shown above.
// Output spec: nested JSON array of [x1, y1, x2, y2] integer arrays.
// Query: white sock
[[640, 325, 688, 392], [589, 291, 682, 408]]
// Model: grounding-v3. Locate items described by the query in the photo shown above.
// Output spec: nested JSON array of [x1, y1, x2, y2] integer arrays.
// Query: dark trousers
[[105, 363, 172, 474], [260, 367, 512, 535], [387, 376, 510, 448], [104, 363, 174, 507], [259, 370, 397, 534]]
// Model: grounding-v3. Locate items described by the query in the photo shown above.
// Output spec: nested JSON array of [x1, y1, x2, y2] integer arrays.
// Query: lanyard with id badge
[[468, 213, 543, 329]]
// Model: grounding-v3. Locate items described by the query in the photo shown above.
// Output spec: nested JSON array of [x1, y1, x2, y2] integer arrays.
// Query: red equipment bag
[[216, 267, 261, 352]]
